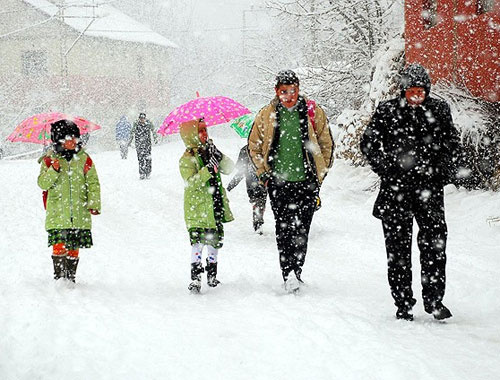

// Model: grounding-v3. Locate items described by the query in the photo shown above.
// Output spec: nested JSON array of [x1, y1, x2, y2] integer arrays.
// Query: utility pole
[[57, 0, 98, 111], [59, 0, 67, 111]]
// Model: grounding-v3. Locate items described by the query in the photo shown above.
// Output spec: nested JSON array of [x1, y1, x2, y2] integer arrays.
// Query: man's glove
[[259, 172, 271, 187]]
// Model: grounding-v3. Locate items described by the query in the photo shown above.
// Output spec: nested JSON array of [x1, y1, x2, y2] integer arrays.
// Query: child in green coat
[[38, 120, 101, 282], [179, 118, 234, 293]]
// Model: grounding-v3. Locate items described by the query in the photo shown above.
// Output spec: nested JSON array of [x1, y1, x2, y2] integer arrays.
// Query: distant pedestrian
[[179, 118, 234, 294], [227, 145, 267, 234], [248, 70, 334, 293], [38, 120, 101, 283], [129, 112, 157, 179], [360, 63, 461, 321], [115, 115, 131, 159]]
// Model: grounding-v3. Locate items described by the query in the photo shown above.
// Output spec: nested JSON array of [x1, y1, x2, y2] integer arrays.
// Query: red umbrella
[[7, 112, 101, 145]]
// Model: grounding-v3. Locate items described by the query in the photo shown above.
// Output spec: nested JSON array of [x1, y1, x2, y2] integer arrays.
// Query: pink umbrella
[[158, 95, 251, 136], [6, 112, 101, 145]]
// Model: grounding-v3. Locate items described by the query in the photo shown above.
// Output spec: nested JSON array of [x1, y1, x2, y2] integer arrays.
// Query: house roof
[[23, 0, 178, 49]]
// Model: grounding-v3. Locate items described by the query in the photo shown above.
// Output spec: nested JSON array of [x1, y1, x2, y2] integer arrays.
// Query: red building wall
[[405, 0, 500, 102]]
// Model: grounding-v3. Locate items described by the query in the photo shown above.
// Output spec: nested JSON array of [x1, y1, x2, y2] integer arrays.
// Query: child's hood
[[179, 120, 202, 149]]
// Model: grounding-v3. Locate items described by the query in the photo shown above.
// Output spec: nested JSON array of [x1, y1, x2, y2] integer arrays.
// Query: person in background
[[115, 115, 131, 159], [179, 118, 234, 293], [248, 70, 334, 293], [360, 63, 461, 321], [38, 120, 101, 283], [129, 112, 157, 179], [227, 145, 267, 234]]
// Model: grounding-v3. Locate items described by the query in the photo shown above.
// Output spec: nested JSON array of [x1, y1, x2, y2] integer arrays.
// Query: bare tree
[[261, 0, 401, 116]]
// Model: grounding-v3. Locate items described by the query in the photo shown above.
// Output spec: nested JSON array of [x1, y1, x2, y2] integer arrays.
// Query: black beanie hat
[[50, 119, 80, 143], [400, 63, 432, 95], [275, 70, 300, 88]]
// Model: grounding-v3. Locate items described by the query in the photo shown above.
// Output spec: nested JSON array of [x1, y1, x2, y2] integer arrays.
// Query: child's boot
[[188, 263, 203, 293], [51, 255, 66, 280], [206, 258, 221, 287], [65, 257, 79, 283]]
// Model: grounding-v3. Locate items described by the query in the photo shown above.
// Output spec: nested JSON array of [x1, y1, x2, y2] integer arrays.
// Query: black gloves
[[201, 140, 223, 175], [207, 139, 223, 162], [258, 172, 271, 187]]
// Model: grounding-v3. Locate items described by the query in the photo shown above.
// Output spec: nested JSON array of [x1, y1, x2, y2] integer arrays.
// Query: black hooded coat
[[360, 64, 461, 220]]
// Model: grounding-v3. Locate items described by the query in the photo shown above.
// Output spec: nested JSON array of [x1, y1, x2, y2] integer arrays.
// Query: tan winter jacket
[[248, 97, 334, 184]]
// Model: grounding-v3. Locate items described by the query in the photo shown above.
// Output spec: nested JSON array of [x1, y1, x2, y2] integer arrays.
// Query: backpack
[[42, 155, 93, 209], [306, 99, 316, 132]]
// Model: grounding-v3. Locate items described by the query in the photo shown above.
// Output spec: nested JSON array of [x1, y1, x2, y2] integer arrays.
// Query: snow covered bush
[[434, 85, 500, 190], [334, 37, 405, 166]]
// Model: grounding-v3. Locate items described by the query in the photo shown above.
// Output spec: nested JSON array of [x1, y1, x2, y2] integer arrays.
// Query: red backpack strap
[[42, 156, 53, 209], [83, 155, 93, 175], [307, 100, 316, 132]]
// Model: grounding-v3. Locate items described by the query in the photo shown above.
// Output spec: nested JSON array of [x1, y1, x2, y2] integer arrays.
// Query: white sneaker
[[284, 276, 300, 294]]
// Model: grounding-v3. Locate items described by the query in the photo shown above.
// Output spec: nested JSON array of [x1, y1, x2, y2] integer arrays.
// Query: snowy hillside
[[1, 137, 499, 380]]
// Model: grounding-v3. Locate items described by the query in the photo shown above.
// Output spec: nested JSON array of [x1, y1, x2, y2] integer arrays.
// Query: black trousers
[[252, 196, 266, 231], [268, 179, 316, 281], [136, 146, 152, 176], [381, 188, 448, 310]]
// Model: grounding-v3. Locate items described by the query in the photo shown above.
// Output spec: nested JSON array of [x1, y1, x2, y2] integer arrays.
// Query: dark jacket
[[227, 145, 266, 203], [129, 119, 157, 151], [360, 65, 461, 219]]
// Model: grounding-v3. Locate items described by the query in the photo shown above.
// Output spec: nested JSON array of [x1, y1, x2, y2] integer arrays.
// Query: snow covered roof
[[22, 0, 177, 49]]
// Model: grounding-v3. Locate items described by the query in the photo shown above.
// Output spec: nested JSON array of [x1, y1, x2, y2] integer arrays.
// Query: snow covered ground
[[1, 135, 499, 380]]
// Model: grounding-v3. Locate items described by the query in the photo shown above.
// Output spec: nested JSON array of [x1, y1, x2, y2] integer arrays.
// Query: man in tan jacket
[[248, 70, 334, 293]]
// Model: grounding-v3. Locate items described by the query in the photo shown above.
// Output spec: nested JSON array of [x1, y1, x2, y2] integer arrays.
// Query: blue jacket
[[115, 116, 131, 140]]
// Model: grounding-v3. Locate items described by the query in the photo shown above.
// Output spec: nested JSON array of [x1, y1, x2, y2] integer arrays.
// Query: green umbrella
[[229, 113, 255, 138]]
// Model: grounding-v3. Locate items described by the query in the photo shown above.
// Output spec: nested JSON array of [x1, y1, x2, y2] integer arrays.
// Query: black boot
[[395, 298, 416, 321], [51, 255, 66, 280], [206, 259, 221, 287], [65, 257, 79, 283], [295, 268, 304, 284], [253, 220, 264, 235], [425, 301, 452, 320], [396, 307, 414, 321], [188, 263, 204, 293]]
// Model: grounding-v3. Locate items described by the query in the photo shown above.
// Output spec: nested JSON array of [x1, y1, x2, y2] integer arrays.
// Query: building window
[[422, 0, 438, 29], [477, 0, 494, 14], [21, 50, 47, 76]]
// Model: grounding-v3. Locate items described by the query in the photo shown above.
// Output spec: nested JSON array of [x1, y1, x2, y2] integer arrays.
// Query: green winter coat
[[37, 149, 101, 231], [179, 120, 234, 230]]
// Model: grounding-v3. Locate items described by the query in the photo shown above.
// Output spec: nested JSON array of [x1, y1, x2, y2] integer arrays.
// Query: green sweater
[[273, 107, 306, 182]]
